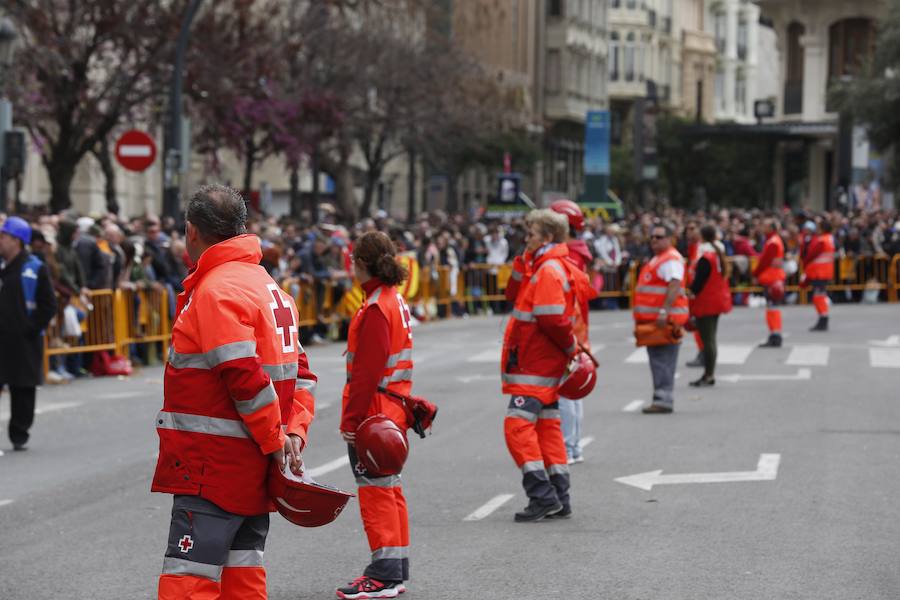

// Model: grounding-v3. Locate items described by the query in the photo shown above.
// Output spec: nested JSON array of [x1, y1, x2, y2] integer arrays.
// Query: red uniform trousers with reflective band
[[158, 495, 268, 600], [504, 395, 570, 508]]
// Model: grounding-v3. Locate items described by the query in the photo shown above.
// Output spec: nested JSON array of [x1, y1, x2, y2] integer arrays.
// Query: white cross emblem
[[178, 535, 194, 553]]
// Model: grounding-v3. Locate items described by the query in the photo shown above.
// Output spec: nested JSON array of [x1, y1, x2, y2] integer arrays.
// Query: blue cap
[[1, 216, 32, 244]]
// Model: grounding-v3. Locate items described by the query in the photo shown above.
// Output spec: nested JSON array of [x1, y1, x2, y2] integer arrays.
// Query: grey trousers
[[647, 343, 680, 408]]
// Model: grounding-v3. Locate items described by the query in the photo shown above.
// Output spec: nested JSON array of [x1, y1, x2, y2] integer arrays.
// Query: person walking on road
[[0, 217, 57, 451], [683, 221, 705, 368], [753, 219, 786, 348], [687, 225, 732, 387], [502, 209, 580, 522], [803, 220, 835, 331], [634, 225, 689, 414], [337, 231, 415, 600], [153, 185, 316, 600]]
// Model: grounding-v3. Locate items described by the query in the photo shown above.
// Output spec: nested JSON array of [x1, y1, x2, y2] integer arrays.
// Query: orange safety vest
[[342, 283, 414, 428], [633, 247, 690, 325], [502, 244, 578, 404], [690, 247, 733, 318], [757, 235, 785, 285], [152, 235, 316, 516], [804, 233, 835, 281]]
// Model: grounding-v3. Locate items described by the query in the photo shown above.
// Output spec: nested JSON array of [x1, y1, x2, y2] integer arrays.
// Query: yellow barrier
[[114, 287, 171, 359], [44, 290, 119, 376]]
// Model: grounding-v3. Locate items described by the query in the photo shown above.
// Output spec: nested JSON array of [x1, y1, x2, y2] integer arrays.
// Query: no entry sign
[[115, 130, 157, 172]]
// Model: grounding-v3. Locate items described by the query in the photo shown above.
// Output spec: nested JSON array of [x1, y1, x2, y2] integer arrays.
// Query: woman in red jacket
[[337, 231, 414, 600], [687, 225, 732, 387]]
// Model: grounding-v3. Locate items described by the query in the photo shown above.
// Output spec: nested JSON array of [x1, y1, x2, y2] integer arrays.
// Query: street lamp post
[[0, 18, 19, 214], [162, 0, 204, 221]]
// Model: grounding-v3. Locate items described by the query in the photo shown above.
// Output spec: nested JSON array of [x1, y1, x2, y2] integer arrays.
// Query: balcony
[[784, 81, 802, 115], [648, 10, 656, 27]]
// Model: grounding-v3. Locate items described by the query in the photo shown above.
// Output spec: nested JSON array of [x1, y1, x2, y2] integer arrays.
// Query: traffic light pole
[[162, 0, 204, 221]]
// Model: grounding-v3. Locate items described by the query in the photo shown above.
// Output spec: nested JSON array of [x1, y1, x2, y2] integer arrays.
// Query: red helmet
[[767, 280, 785, 303], [550, 199, 585, 232], [267, 463, 354, 527], [356, 414, 409, 476], [558, 352, 598, 400]]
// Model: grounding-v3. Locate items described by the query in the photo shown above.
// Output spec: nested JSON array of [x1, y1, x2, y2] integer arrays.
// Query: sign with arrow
[[717, 369, 810, 383], [615, 453, 781, 491]]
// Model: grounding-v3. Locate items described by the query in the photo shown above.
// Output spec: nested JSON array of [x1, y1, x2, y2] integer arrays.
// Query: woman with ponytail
[[687, 224, 733, 387], [337, 231, 415, 599]]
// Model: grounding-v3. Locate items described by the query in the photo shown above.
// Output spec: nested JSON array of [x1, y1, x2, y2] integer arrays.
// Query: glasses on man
[[650, 234, 666, 240]]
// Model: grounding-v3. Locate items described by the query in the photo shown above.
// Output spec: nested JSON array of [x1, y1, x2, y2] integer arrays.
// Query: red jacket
[[690, 246, 732, 317], [502, 244, 578, 404], [803, 234, 835, 281], [753, 233, 785, 285], [152, 235, 316, 516]]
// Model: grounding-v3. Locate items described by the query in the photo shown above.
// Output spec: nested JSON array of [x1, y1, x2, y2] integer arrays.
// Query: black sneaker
[[686, 352, 704, 367], [809, 317, 828, 332], [689, 377, 715, 387], [514, 500, 563, 522], [336, 576, 400, 599], [12, 443, 27, 451], [642, 404, 673, 414], [758, 334, 782, 348], [545, 505, 572, 519]]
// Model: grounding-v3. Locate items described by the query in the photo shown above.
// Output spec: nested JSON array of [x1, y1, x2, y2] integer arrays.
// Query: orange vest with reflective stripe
[[804, 234, 835, 281], [342, 284, 414, 428], [152, 235, 315, 516], [633, 248, 689, 325], [757, 235, 785, 285], [502, 244, 578, 404]]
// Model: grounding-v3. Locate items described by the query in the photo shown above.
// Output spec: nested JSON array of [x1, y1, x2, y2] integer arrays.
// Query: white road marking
[[786, 345, 830, 366], [0, 499, 13, 508], [307, 456, 350, 478], [870, 348, 900, 368], [467, 348, 501, 363], [625, 349, 648, 364], [718, 369, 811, 383], [869, 335, 900, 347], [463, 494, 515, 521], [98, 391, 145, 400], [578, 436, 595, 450], [717, 345, 755, 365], [458, 374, 497, 384], [0, 401, 82, 422], [615, 453, 781, 491], [622, 400, 644, 412]]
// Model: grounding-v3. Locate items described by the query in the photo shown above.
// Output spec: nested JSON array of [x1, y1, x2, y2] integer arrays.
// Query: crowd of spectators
[[2, 202, 899, 363]]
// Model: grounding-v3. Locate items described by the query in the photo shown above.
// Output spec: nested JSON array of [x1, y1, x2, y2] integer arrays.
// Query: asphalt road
[[1, 303, 898, 599]]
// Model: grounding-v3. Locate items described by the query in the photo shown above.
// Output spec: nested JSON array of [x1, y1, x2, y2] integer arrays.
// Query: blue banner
[[584, 110, 610, 176]]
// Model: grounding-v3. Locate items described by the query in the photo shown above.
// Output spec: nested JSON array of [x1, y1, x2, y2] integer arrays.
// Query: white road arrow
[[717, 369, 811, 383], [869, 335, 900, 347], [458, 374, 497, 384], [615, 453, 781, 491]]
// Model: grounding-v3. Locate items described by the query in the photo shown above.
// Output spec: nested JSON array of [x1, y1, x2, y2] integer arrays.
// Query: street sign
[[115, 129, 157, 172], [615, 454, 781, 491]]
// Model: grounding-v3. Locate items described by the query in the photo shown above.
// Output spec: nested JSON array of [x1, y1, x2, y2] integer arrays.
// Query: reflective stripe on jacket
[[690, 249, 732, 318], [633, 247, 689, 325], [754, 234, 785, 285], [502, 244, 578, 404], [152, 235, 316, 516], [804, 234, 835, 281]]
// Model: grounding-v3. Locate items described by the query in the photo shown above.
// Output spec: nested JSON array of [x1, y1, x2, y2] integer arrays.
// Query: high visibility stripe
[[539, 409, 561, 420], [635, 285, 669, 294], [530, 260, 570, 291], [225, 549, 264, 568], [811, 254, 835, 264], [367, 287, 383, 305], [356, 474, 402, 488], [532, 304, 565, 316], [372, 546, 408, 560], [633, 305, 689, 314], [511, 309, 535, 322], [234, 383, 277, 415], [386, 348, 414, 368], [511, 270, 523, 281], [564, 341, 577, 355], [156, 411, 250, 439], [502, 373, 559, 387], [379, 369, 413, 387], [522, 460, 545, 473], [262, 363, 294, 382], [547, 464, 570, 476], [162, 557, 223, 581], [168, 341, 257, 370], [506, 408, 538, 422], [295, 378, 317, 395]]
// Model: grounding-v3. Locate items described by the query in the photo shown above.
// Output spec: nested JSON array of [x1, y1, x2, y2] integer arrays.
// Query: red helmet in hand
[[558, 352, 598, 399], [550, 199, 585, 232], [267, 463, 354, 527], [767, 280, 785, 303], [356, 414, 409, 476]]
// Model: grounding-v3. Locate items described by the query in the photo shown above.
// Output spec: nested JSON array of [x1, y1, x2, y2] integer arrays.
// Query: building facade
[[678, 0, 717, 123], [707, 0, 761, 123]]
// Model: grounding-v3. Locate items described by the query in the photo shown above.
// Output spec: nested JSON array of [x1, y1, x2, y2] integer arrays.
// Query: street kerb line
[[622, 400, 644, 413], [0, 401, 82, 422], [307, 455, 350, 478], [464, 494, 515, 521]]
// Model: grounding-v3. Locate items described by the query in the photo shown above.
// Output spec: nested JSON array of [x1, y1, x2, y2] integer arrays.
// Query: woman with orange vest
[[802, 220, 835, 331], [338, 231, 414, 599], [686, 225, 732, 387], [154, 185, 316, 600], [503, 209, 580, 522], [753, 219, 786, 348], [633, 224, 690, 414]]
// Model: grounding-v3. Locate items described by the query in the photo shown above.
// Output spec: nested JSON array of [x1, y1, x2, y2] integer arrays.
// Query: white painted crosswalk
[[620, 343, 895, 369], [869, 348, 900, 368], [786, 345, 830, 366]]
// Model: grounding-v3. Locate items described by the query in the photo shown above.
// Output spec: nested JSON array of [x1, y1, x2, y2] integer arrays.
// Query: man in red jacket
[[153, 185, 316, 600], [802, 220, 835, 331], [753, 219, 786, 348]]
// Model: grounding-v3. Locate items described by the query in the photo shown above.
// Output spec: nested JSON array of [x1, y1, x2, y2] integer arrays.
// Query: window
[[612, 0, 621, 8], [626, 0, 636, 9], [784, 21, 805, 114], [625, 32, 635, 81], [547, 49, 562, 93], [715, 67, 725, 111], [549, 0, 564, 17], [609, 32, 620, 80], [714, 12, 726, 53], [829, 18, 875, 80], [737, 18, 748, 60], [736, 68, 746, 115]]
